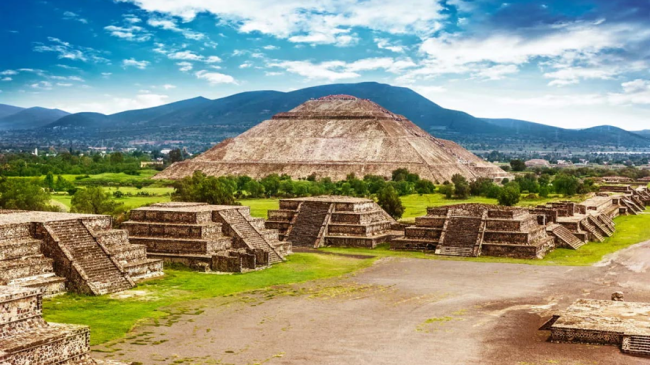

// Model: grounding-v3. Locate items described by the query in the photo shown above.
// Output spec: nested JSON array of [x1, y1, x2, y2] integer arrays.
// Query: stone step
[[0, 239, 42, 261], [547, 224, 585, 250], [0, 256, 55, 282], [129, 236, 232, 255], [122, 259, 164, 282], [0, 323, 90, 365], [9, 274, 67, 297]]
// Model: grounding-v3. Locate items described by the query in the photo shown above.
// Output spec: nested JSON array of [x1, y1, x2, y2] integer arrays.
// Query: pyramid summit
[[155, 95, 510, 182]]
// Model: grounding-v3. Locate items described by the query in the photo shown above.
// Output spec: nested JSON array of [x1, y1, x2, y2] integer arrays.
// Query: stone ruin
[[599, 185, 650, 212], [0, 285, 127, 365], [265, 196, 398, 248], [391, 204, 555, 259], [155, 95, 511, 183], [122, 202, 291, 273], [0, 210, 162, 296], [542, 297, 650, 357]]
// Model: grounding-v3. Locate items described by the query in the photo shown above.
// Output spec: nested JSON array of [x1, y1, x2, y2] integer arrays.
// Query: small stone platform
[[0, 210, 162, 296], [543, 298, 650, 357], [123, 202, 291, 272], [391, 204, 555, 259], [265, 196, 397, 248], [0, 285, 129, 365]]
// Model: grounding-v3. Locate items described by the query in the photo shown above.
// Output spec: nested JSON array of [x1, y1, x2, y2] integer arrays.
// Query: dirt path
[[94, 243, 650, 365]]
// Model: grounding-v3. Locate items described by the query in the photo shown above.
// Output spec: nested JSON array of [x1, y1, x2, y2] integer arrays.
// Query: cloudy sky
[[1, 0, 649, 129]]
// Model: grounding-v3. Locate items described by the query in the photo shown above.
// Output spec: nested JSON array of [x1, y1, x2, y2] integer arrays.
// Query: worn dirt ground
[[94, 241, 650, 365]]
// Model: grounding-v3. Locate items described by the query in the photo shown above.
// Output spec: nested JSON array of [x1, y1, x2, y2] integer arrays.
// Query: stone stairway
[[625, 335, 650, 356], [0, 225, 66, 296], [286, 201, 333, 248], [597, 213, 615, 232], [622, 198, 643, 215], [435, 216, 485, 257], [45, 220, 133, 295], [580, 220, 605, 242], [217, 209, 284, 264], [547, 224, 585, 250], [587, 215, 613, 237]]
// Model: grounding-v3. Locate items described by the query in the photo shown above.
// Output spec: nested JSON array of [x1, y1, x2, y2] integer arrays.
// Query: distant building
[[637, 176, 650, 183], [140, 161, 164, 168], [556, 160, 572, 166], [160, 149, 172, 155], [525, 159, 551, 168], [602, 176, 633, 183]]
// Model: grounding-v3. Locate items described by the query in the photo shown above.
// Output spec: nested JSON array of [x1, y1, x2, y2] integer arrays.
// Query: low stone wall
[[550, 327, 622, 346], [130, 210, 211, 224], [415, 216, 446, 228], [404, 227, 442, 240], [391, 239, 437, 251], [327, 222, 392, 236], [330, 211, 387, 225], [267, 210, 295, 221], [123, 222, 222, 240], [481, 239, 553, 259], [324, 235, 387, 248], [129, 237, 226, 254], [80, 216, 112, 231]]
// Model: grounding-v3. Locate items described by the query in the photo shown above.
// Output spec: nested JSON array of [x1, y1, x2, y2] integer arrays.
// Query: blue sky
[[1, 0, 649, 130]]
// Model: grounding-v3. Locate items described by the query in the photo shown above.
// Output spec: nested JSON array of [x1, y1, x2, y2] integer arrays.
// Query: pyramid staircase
[[587, 214, 613, 237], [434, 212, 486, 257], [0, 224, 66, 297], [624, 335, 650, 357], [622, 198, 643, 215], [579, 219, 605, 243], [216, 209, 284, 264], [44, 220, 134, 295], [546, 224, 585, 250], [285, 201, 333, 248]]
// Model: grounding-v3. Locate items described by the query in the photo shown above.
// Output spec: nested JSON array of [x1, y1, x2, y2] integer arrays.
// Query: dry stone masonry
[[0, 210, 162, 296], [542, 298, 650, 357], [155, 95, 511, 183], [392, 204, 554, 259], [0, 285, 127, 365], [266, 196, 398, 248], [123, 202, 291, 272]]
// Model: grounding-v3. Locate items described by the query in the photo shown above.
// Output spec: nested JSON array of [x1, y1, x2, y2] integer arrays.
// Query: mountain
[[3, 82, 649, 149], [0, 107, 69, 130], [0, 104, 25, 119], [636, 130, 650, 137]]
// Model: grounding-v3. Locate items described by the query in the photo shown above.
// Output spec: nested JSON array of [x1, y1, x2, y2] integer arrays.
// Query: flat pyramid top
[[274, 94, 406, 120]]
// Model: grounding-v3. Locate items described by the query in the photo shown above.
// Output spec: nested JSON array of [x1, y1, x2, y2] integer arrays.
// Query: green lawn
[[44, 253, 374, 345], [51, 194, 171, 211], [238, 198, 280, 218], [322, 209, 650, 266]]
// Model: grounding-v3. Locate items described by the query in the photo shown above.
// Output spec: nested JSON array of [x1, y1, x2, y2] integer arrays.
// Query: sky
[[0, 0, 649, 130]]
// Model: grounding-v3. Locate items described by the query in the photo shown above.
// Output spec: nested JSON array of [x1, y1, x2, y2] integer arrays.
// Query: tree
[[498, 182, 520, 206], [439, 183, 454, 199], [469, 177, 494, 196], [415, 179, 435, 194], [553, 174, 580, 196], [0, 178, 53, 211], [510, 159, 526, 172], [391, 168, 409, 182], [169, 149, 183, 163], [71, 187, 124, 215], [109, 152, 124, 164], [43, 172, 55, 190], [377, 185, 404, 219], [171, 171, 237, 205], [451, 174, 470, 199]]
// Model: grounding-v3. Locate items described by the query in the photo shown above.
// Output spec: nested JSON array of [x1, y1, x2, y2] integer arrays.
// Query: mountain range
[[1, 82, 648, 149]]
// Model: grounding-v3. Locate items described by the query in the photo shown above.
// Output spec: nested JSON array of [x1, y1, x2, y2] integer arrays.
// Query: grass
[[43, 253, 374, 345], [322, 209, 650, 267], [51, 195, 171, 211], [238, 198, 280, 218]]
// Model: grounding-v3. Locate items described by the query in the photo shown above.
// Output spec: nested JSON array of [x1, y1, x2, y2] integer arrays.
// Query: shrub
[[498, 182, 520, 206], [377, 185, 404, 219]]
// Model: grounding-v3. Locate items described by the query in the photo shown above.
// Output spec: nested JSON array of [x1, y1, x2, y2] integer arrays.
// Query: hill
[[0, 104, 25, 119], [0, 107, 69, 130]]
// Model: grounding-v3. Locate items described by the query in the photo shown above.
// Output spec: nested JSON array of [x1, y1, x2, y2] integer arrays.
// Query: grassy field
[[43, 254, 374, 345], [322, 209, 650, 266], [51, 194, 171, 211]]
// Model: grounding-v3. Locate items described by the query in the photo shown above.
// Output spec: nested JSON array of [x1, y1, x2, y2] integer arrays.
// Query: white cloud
[[102, 72, 112, 78], [122, 58, 150, 69], [63, 11, 88, 24], [474, 64, 519, 80], [123, 14, 142, 23], [1, 77, 11, 81], [176, 62, 193, 72], [57, 83, 73, 87], [50, 75, 85, 82], [375, 38, 405, 53], [205, 56, 222, 63], [33, 37, 109, 63], [265, 71, 283, 76], [104, 25, 152, 42], [195, 70, 236, 85], [118, 0, 446, 45], [0, 70, 17, 75], [147, 17, 205, 40], [263, 45, 279, 50], [269, 57, 416, 81], [162, 84, 176, 90], [168, 50, 203, 61], [239, 61, 253, 69], [31, 81, 53, 90]]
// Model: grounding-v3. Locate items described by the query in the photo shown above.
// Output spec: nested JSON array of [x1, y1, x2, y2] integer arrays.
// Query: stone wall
[[550, 328, 622, 346]]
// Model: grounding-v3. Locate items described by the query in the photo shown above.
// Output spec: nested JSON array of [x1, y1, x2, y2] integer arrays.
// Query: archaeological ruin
[[542, 297, 650, 357], [392, 186, 649, 259], [0, 210, 162, 296], [122, 202, 291, 272], [265, 196, 398, 248], [155, 95, 510, 183], [0, 285, 126, 365]]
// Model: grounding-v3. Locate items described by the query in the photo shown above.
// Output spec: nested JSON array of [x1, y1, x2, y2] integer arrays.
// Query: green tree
[[510, 159, 526, 172], [377, 185, 404, 219], [553, 174, 580, 196], [171, 171, 237, 205], [0, 178, 53, 211], [451, 174, 470, 199], [71, 187, 124, 215], [43, 172, 55, 190], [391, 168, 409, 182], [169, 149, 183, 163], [498, 182, 520, 206], [109, 152, 124, 164]]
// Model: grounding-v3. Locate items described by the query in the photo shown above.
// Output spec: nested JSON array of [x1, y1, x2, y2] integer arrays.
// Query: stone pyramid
[[156, 95, 510, 182]]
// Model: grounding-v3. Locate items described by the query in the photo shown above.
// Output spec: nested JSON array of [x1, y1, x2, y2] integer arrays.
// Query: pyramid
[[155, 95, 510, 182]]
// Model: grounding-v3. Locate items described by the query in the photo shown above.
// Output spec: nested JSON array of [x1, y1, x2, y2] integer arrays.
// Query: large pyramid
[[156, 95, 510, 182]]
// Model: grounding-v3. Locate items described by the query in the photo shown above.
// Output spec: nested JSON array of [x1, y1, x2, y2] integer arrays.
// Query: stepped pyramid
[[155, 95, 510, 183], [0, 285, 127, 365], [123, 203, 291, 272], [0, 210, 163, 296]]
